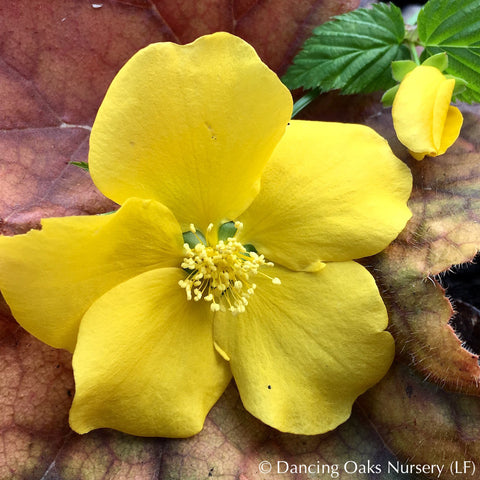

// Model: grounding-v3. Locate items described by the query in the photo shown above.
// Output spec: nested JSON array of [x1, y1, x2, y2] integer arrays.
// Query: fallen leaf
[[0, 0, 359, 235], [159, 384, 419, 480], [298, 93, 480, 477], [5, 1, 480, 479], [2, 1, 381, 479], [0, 128, 116, 235], [362, 108, 480, 396], [0, 296, 73, 480], [359, 362, 480, 480], [42, 430, 163, 480]]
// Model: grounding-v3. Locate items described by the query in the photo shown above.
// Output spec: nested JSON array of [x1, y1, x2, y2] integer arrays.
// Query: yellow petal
[[432, 77, 455, 151], [89, 32, 292, 231], [214, 262, 394, 434], [0, 198, 184, 352], [392, 65, 443, 155], [70, 268, 231, 437], [438, 105, 463, 155], [408, 149, 426, 161], [392, 65, 459, 159], [237, 120, 412, 270]]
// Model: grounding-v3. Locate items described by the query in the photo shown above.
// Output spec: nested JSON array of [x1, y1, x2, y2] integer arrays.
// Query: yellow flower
[[392, 65, 463, 160], [0, 33, 412, 437]]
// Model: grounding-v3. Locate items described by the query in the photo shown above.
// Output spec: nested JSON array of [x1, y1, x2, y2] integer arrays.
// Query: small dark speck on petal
[[267, 385, 272, 389]]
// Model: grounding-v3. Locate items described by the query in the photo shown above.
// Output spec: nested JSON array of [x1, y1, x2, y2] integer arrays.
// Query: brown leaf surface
[[350, 106, 480, 478], [2, 1, 394, 480], [359, 363, 480, 480], [303, 93, 480, 396], [158, 385, 414, 480], [6, 379, 416, 480], [362, 108, 480, 396], [295, 93, 480, 478], [0, 297, 73, 480], [0, 128, 116, 235], [1, 0, 358, 235], [4, 1, 480, 479]]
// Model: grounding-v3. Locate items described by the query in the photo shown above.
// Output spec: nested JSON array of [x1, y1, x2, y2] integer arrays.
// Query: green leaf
[[182, 230, 206, 248], [97, 210, 117, 216], [421, 51, 448, 71], [391, 60, 417, 82], [70, 161, 89, 171], [282, 3, 410, 94], [292, 89, 320, 117], [217, 221, 237, 241], [381, 84, 399, 107], [449, 75, 469, 97], [418, 0, 480, 103]]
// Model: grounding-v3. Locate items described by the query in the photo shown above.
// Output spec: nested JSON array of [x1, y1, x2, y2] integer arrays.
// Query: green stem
[[292, 89, 319, 118], [408, 41, 421, 65]]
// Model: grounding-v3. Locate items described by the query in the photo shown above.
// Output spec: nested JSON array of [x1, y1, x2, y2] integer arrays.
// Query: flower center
[[178, 222, 280, 314]]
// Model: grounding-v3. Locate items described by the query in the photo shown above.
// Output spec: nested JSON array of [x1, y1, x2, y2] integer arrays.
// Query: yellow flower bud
[[392, 65, 463, 160]]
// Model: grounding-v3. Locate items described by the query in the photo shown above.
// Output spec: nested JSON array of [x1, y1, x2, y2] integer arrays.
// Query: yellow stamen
[[178, 225, 279, 314]]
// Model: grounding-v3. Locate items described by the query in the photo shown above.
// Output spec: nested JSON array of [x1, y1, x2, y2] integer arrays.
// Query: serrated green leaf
[[418, 0, 480, 103], [282, 3, 410, 94]]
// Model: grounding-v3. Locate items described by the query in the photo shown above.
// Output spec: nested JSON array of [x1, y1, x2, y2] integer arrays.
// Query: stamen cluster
[[178, 223, 280, 314]]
